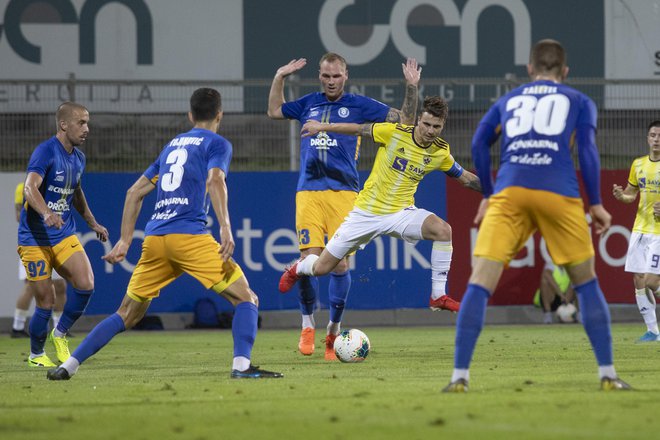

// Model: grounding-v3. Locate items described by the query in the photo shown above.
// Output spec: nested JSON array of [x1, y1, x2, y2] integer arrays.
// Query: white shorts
[[325, 206, 433, 259], [18, 259, 63, 281], [624, 232, 660, 275]]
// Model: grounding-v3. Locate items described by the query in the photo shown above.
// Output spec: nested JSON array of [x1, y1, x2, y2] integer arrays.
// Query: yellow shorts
[[296, 190, 357, 250], [17, 235, 82, 281], [474, 187, 594, 266], [127, 233, 244, 301]]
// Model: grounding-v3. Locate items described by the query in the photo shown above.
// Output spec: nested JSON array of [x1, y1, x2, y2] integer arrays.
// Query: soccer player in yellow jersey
[[612, 120, 660, 342], [279, 96, 481, 314]]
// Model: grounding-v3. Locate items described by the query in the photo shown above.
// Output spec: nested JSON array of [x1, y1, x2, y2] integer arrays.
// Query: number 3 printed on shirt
[[161, 149, 188, 191], [505, 94, 570, 137]]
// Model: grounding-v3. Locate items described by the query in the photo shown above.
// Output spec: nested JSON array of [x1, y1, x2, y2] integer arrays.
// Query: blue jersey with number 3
[[143, 127, 231, 236], [476, 79, 597, 198]]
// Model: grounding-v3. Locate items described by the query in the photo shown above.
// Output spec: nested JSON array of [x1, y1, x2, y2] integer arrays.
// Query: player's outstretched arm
[[102, 175, 155, 264], [207, 168, 235, 262], [612, 183, 638, 204], [267, 58, 307, 119], [398, 58, 421, 124], [24, 171, 63, 229], [301, 120, 372, 138], [73, 186, 108, 242], [455, 168, 482, 193]]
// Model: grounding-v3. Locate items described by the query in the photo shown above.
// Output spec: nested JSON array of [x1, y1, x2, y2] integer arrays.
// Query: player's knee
[[333, 258, 350, 274], [425, 218, 452, 241]]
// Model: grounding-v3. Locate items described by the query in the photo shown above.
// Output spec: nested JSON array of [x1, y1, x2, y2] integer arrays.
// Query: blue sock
[[71, 313, 126, 364], [57, 288, 93, 334], [454, 284, 490, 369], [298, 276, 318, 316], [329, 271, 351, 323], [574, 278, 613, 366], [232, 302, 258, 359], [30, 307, 52, 355]]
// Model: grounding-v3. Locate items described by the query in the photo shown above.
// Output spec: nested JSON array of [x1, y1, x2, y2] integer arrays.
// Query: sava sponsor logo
[[154, 197, 189, 210], [169, 137, 203, 147], [47, 200, 70, 212], [48, 185, 75, 195], [507, 139, 559, 152]]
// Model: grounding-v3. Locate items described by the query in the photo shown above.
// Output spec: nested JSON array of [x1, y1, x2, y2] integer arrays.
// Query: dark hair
[[319, 52, 347, 70], [530, 39, 566, 77], [55, 101, 87, 129], [648, 120, 660, 133], [190, 88, 222, 122], [421, 96, 448, 121]]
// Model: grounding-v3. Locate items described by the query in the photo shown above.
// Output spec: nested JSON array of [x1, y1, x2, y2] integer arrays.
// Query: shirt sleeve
[[372, 123, 394, 146], [281, 94, 311, 121], [14, 183, 24, 205], [26, 143, 52, 177], [208, 137, 232, 176], [576, 124, 601, 205], [627, 160, 638, 187], [143, 151, 162, 183], [471, 106, 501, 197], [357, 96, 390, 122]]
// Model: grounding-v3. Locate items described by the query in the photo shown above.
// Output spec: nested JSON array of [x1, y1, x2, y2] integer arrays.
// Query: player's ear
[[188, 111, 194, 125], [216, 111, 223, 124], [562, 66, 569, 81], [526, 63, 533, 77]]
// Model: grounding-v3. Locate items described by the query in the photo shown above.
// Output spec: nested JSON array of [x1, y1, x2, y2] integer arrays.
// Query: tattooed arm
[[385, 58, 422, 124], [300, 121, 374, 139]]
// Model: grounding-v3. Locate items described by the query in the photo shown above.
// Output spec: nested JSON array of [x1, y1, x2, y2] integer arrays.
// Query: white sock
[[635, 289, 659, 334], [51, 311, 62, 329], [13, 308, 29, 331], [53, 328, 66, 338], [431, 241, 452, 300], [232, 356, 250, 372], [30, 351, 46, 359], [598, 365, 616, 379], [327, 321, 340, 336], [451, 368, 470, 382], [302, 314, 315, 329], [61, 357, 80, 375], [297, 255, 319, 276]]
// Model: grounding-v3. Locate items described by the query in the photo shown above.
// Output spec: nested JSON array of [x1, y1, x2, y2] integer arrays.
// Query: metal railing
[[1, 77, 659, 172]]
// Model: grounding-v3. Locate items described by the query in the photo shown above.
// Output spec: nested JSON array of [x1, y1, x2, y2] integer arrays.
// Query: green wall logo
[[0, 0, 152, 64]]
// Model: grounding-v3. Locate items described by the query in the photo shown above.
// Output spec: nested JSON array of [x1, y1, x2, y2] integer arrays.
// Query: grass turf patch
[[1, 323, 658, 439]]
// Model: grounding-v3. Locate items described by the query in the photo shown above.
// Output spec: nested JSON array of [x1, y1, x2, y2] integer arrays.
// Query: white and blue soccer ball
[[556, 303, 578, 323], [333, 328, 370, 363]]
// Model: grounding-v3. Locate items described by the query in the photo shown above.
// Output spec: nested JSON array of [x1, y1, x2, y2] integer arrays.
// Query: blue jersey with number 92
[[478, 79, 597, 198], [143, 127, 231, 236]]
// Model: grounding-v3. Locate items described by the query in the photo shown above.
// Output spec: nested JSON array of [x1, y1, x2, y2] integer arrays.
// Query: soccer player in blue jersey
[[18, 102, 108, 367], [612, 120, 660, 342], [47, 88, 282, 380], [443, 39, 630, 392], [269, 54, 454, 360]]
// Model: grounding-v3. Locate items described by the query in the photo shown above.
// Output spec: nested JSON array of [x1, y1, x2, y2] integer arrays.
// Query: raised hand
[[276, 58, 307, 79], [402, 57, 422, 86]]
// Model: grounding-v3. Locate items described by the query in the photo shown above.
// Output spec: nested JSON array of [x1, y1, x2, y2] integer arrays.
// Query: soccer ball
[[556, 303, 578, 323], [333, 329, 370, 363]]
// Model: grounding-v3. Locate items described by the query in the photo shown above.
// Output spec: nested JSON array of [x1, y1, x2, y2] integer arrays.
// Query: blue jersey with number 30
[[476, 79, 597, 198], [143, 127, 231, 236]]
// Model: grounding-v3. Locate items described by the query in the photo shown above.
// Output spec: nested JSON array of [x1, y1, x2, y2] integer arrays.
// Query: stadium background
[[0, 0, 658, 322]]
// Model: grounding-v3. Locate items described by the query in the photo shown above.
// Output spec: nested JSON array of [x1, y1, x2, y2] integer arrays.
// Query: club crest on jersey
[[392, 156, 408, 172], [423, 156, 431, 165], [338, 107, 350, 118]]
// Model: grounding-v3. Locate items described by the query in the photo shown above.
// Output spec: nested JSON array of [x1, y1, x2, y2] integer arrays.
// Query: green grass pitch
[[1, 323, 659, 439]]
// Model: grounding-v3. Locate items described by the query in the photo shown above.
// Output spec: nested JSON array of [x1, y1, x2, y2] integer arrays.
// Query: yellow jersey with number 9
[[628, 155, 660, 234]]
